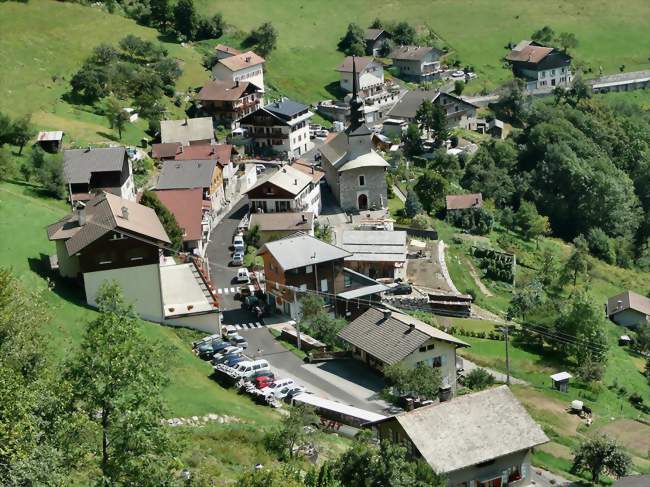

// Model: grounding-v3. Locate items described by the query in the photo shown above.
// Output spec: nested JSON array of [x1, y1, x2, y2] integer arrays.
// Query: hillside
[[0, 0, 208, 144], [200, 0, 650, 101]]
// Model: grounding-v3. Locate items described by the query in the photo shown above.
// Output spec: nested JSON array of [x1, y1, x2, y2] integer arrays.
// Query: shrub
[[411, 213, 432, 229], [465, 367, 495, 391]]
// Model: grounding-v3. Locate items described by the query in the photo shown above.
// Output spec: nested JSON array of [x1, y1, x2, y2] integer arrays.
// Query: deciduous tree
[[139, 190, 184, 250], [247, 22, 278, 57], [338, 23, 365, 56], [571, 435, 631, 483]]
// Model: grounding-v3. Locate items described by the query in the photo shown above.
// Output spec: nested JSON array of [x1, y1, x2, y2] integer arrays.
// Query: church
[[320, 58, 389, 211]]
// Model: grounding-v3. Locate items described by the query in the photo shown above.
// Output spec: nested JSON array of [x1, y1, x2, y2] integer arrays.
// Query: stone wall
[[339, 166, 387, 211]]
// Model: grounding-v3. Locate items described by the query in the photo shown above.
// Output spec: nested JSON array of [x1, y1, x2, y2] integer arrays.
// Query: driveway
[[238, 327, 391, 415]]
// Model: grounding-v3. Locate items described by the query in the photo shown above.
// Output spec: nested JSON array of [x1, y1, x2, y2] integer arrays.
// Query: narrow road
[[392, 184, 406, 203]]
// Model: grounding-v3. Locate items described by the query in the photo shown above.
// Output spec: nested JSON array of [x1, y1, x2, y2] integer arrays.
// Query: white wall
[[447, 449, 532, 487], [212, 63, 265, 92], [164, 311, 221, 334], [83, 264, 163, 322], [340, 65, 384, 92], [402, 338, 458, 390], [612, 309, 648, 328]]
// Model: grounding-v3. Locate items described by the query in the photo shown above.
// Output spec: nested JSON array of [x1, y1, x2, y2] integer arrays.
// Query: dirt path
[[466, 259, 493, 297]]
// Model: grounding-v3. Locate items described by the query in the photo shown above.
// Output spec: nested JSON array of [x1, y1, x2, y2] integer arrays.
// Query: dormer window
[[110, 232, 127, 241]]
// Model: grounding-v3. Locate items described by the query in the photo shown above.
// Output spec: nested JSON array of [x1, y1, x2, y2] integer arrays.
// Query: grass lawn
[[197, 0, 650, 100], [0, 181, 277, 423], [0, 0, 208, 145], [269, 328, 308, 360]]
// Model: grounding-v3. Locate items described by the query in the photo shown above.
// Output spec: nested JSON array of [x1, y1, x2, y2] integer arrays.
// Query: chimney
[[475, 197, 480, 205], [235, 80, 239, 87], [121, 206, 129, 220], [618, 299, 623, 310], [301, 214, 307, 222], [310, 165, 314, 174], [382, 309, 391, 320], [294, 178, 298, 185], [78, 207, 86, 227], [245, 56, 251, 63], [408, 323, 415, 332]]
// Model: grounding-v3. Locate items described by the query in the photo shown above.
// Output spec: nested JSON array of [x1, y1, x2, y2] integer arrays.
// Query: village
[[2, 3, 650, 486]]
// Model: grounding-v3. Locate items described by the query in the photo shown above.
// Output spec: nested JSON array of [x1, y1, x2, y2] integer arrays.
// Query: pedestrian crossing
[[232, 322, 263, 330], [216, 285, 255, 295]]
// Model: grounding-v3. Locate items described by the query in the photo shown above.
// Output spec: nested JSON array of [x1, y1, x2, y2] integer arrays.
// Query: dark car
[[386, 283, 412, 295], [197, 339, 223, 360], [211, 352, 243, 366], [223, 355, 245, 367]]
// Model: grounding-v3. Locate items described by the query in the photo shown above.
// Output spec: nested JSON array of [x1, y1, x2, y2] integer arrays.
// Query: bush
[[411, 213, 432, 229], [465, 367, 495, 391], [586, 227, 615, 264]]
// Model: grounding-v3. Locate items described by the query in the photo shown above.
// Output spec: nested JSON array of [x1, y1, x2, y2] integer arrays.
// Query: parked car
[[196, 339, 223, 359], [236, 268, 251, 283], [283, 386, 307, 402], [248, 369, 276, 383], [232, 251, 244, 266], [264, 378, 295, 398], [236, 285, 252, 300], [224, 359, 271, 379], [253, 374, 276, 389], [451, 70, 465, 78], [315, 129, 329, 138], [255, 164, 266, 174], [229, 334, 248, 349], [213, 346, 244, 361], [233, 234, 245, 253], [272, 384, 301, 400], [204, 341, 233, 359], [386, 283, 412, 295], [212, 352, 243, 366], [192, 333, 221, 349], [222, 355, 246, 367]]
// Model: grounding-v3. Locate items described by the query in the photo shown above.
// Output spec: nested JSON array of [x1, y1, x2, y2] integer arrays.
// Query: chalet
[[63, 147, 135, 207], [338, 307, 468, 389], [320, 59, 389, 211], [339, 230, 407, 280], [245, 164, 321, 215], [249, 212, 315, 244], [257, 233, 386, 319], [46, 192, 221, 332], [505, 41, 572, 91], [387, 89, 478, 129], [390, 46, 443, 82], [366, 386, 549, 487], [336, 56, 385, 97], [364, 28, 389, 56], [239, 99, 313, 158], [607, 290, 650, 328], [153, 188, 210, 256], [198, 79, 262, 129], [156, 159, 221, 212], [446, 193, 483, 212], [160, 117, 215, 146], [212, 51, 265, 93], [36, 131, 63, 153], [151, 142, 182, 161]]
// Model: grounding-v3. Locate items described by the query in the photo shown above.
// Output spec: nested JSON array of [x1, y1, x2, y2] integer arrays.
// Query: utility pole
[[292, 286, 302, 351], [504, 323, 511, 385]]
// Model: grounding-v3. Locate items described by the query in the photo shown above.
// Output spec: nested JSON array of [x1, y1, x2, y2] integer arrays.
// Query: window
[[358, 175, 365, 186], [299, 284, 307, 291], [432, 356, 442, 367], [129, 256, 143, 261], [540, 71, 546, 78], [305, 265, 313, 274], [344, 273, 351, 288], [320, 279, 328, 292], [551, 69, 556, 75], [99, 260, 112, 265], [110, 233, 127, 240]]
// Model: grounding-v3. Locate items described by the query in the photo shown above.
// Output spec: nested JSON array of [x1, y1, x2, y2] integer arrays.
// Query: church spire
[[348, 56, 364, 132]]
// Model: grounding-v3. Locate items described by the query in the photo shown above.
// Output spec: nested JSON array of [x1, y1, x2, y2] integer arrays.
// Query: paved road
[[238, 327, 391, 415]]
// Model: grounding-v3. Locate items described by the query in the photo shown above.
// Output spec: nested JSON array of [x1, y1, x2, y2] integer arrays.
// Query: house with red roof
[[212, 51, 265, 93], [154, 188, 209, 256], [506, 40, 573, 91]]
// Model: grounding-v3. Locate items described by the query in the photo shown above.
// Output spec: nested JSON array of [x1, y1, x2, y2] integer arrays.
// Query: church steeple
[[347, 56, 364, 133]]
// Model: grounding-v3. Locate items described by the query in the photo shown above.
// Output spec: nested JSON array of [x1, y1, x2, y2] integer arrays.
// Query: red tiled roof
[[175, 144, 233, 165], [219, 51, 265, 71], [337, 56, 375, 73], [446, 193, 483, 210], [292, 159, 325, 183], [215, 44, 241, 56], [153, 188, 204, 242], [506, 45, 553, 64], [198, 80, 251, 101], [152, 142, 181, 159]]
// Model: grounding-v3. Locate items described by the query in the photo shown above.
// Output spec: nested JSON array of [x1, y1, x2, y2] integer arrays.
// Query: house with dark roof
[[336, 56, 385, 97], [245, 163, 321, 215], [154, 188, 209, 255], [240, 99, 313, 158], [607, 290, 650, 328], [387, 89, 478, 129], [46, 192, 222, 332], [321, 60, 389, 211], [211, 50, 265, 92], [366, 386, 549, 487], [249, 212, 315, 244], [63, 147, 135, 206], [198, 79, 262, 128], [338, 307, 468, 387], [364, 28, 389, 56], [390, 45, 443, 82], [506, 40, 572, 91], [160, 117, 215, 147]]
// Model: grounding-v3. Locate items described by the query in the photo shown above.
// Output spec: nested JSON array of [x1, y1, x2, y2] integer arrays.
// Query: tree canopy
[[139, 190, 184, 251]]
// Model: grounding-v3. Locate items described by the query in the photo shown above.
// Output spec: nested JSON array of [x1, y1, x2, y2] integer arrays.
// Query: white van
[[233, 234, 245, 253], [233, 359, 271, 379], [264, 378, 295, 397], [236, 268, 251, 283]]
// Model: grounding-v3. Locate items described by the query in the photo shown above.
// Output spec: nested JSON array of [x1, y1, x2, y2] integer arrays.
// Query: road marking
[[231, 287, 237, 293], [233, 322, 263, 330], [217, 288, 222, 294], [255, 322, 261, 327], [223, 288, 229, 295]]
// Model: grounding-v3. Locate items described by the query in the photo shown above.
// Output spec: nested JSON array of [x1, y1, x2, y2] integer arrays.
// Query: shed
[[37, 131, 64, 153], [550, 371, 572, 392]]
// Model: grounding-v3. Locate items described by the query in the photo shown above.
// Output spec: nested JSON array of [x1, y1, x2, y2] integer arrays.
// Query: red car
[[253, 374, 275, 389]]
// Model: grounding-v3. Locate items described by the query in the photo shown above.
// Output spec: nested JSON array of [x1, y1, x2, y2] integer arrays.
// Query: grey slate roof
[[264, 99, 309, 120], [160, 117, 214, 145], [338, 307, 468, 366], [258, 233, 351, 271], [340, 230, 407, 263], [613, 475, 650, 487], [367, 386, 549, 474], [63, 147, 126, 184], [319, 132, 389, 172], [607, 290, 650, 317], [388, 90, 477, 121], [156, 160, 216, 190]]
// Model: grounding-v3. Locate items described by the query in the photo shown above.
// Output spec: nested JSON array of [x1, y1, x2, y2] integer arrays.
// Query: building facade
[[198, 80, 262, 129], [506, 41, 572, 91], [246, 164, 321, 215], [212, 51, 265, 92], [390, 46, 442, 82], [337, 56, 385, 96]]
